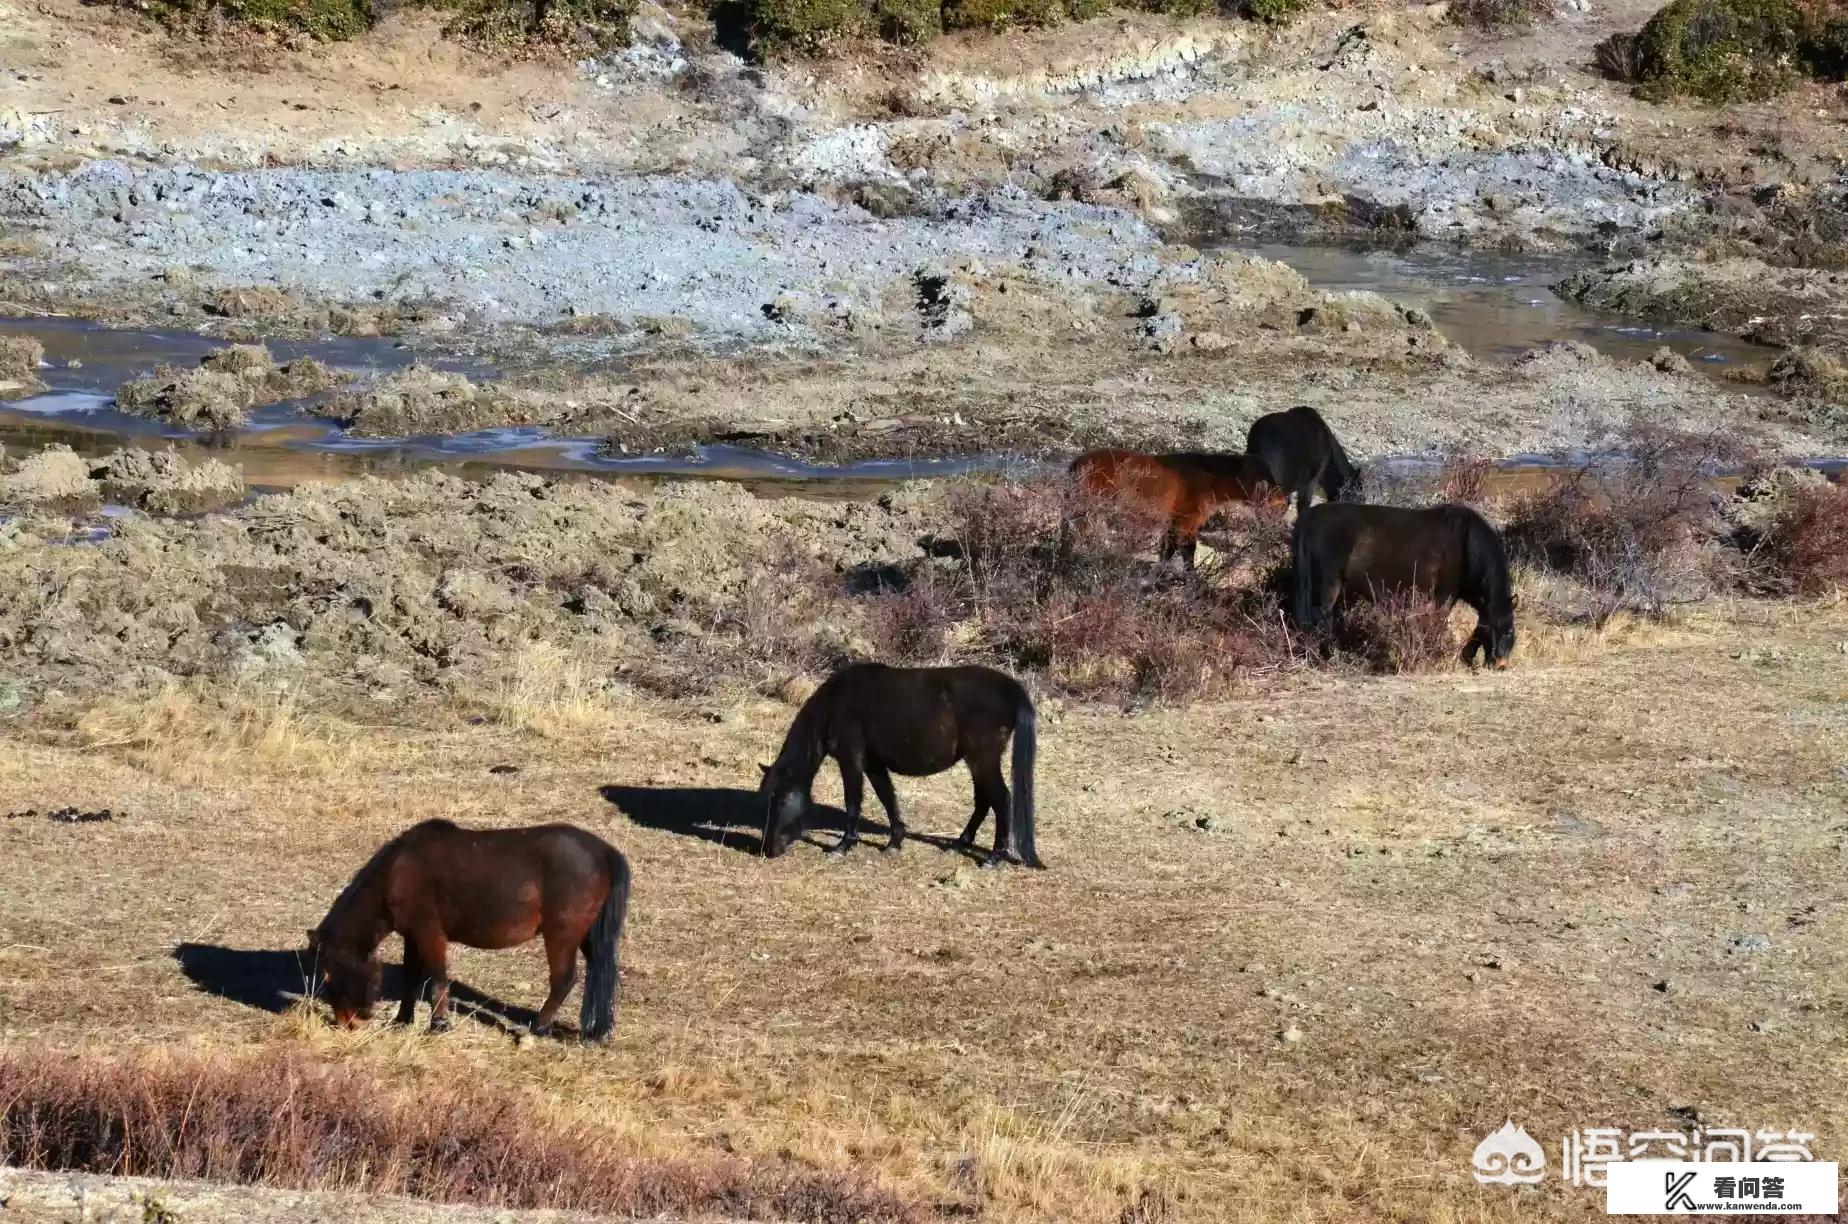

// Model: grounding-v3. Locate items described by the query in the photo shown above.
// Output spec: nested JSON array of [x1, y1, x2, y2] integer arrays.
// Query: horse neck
[[773, 701, 828, 790], [1202, 455, 1263, 500], [319, 845, 394, 954]]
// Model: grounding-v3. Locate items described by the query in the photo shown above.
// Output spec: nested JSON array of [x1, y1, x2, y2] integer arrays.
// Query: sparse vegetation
[[0, 334, 47, 394], [120, 0, 372, 40], [0, 1045, 919, 1222], [1448, 0, 1553, 32], [1503, 426, 1744, 623]]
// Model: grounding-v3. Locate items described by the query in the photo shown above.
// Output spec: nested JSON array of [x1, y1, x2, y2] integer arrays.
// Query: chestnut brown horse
[[308, 819, 630, 1040], [1291, 502, 1517, 667], [1067, 448, 1281, 570], [760, 662, 1042, 868]]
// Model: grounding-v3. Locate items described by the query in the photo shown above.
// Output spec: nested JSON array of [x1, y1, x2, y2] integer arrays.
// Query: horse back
[[819, 663, 1025, 774], [387, 822, 620, 944], [1070, 449, 1186, 511], [1299, 503, 1473, 601]]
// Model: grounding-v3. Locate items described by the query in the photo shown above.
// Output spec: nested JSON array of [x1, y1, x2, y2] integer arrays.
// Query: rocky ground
[[3, 0, 1847, 459]]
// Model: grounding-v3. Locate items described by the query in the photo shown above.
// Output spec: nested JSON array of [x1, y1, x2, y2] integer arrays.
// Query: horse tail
[[580, 847, 630, 1042], [1290, 510, 1319, 630], [1010, 692, 1043, 869]]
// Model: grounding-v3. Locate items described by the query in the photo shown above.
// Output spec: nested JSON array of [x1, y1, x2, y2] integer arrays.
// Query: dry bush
[[1353, 451, 1492, 509], [1450, 0, 1553, 29], [0, 1046, 920, 1223], [847, 477, 1300, 703], [1595, 29, 1645, 80], [1736, 474, 1848, 595], [1326, 587, 1460, 675], [1502, 426, 1744, 622]]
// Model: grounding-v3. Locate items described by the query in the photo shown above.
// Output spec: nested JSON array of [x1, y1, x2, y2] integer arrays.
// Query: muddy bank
[[0, 443, 246, 515], [1558, 255, 1848, 351]]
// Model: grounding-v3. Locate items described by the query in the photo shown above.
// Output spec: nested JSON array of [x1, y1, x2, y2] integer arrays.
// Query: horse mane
[[1455, 506, 1512, 610], [318, 820, 453, 938], [772, 685, 831, 783]]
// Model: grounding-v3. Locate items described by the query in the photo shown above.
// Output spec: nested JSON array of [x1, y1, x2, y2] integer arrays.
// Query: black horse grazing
[[308, 819, 630, 1040], [1246, 406, 1360, 517], [759, 663, 1043, 868], [1291, 502, 1518, 667]]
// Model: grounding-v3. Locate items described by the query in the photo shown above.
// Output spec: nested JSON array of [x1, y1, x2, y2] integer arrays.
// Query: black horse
[[1246, 406, 1360, 517], [759, 663, 1043, 868], [1291, 502, 1517, 667]]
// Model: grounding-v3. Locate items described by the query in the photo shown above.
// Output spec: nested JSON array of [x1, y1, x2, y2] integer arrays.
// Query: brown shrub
[[1502, 425, 1744, 621], [0, 1045, 920, 1222], [1739, 475, 1848, 595], [853, 476, 1301, 702], [1327, 586, 1459, 675]]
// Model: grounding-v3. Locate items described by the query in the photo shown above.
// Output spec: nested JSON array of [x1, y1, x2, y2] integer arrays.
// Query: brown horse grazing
[[760, 662, 1042, 868], [308, 819, 631, 1040], [1291, 502, 1518, 667], [1246, 406, 1360, 518], [1067, 448, 1280, 570]]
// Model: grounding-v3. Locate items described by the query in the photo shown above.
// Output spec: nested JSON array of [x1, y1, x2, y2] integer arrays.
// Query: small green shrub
[[875, 0, 941, 42], [1243, 0, 1306, 20], [1144, 0, 1219, 15], [1448, 0, 1551, 29], [744, 0, 872, 49], [441, 0, 636, 49], [940, 0, 1067, 31], [1631, 0, 1806, 100], [124, 0, 372, 39], [1802, 10, 1848, 75]]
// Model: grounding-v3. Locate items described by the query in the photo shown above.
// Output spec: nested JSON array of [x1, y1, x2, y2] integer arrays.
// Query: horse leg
[[411, 927, 452, 1034], [970, 751, 1014, 868], [1294, 483, 1315, 519], [394, 939, 424, 1026], [1158, 522, 1180, 568], [826, 751, 865, 857], [955, 792, 991, 852], [866, 763, 906, 853], [531, 930, 579, 1038]]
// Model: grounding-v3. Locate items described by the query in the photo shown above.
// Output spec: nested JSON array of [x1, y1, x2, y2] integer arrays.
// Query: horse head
[[758, 762, 810, 859], [308, 926, 381, 1028]]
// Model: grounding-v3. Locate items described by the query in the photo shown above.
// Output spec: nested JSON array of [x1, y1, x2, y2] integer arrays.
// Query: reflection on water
[[1237, 243, 1768, 368]]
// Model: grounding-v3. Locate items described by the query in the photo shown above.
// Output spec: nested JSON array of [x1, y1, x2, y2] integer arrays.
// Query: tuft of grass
[[439, 0, 637, 51], [0, 1045, 921, 1222], [1449, 0, 1552, 30], [1595, 29, 1646, 80], [58, 685, 364, 782]]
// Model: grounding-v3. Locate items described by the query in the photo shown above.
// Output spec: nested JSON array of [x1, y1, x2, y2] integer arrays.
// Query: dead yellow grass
[[2, 601, 1846, 1222]]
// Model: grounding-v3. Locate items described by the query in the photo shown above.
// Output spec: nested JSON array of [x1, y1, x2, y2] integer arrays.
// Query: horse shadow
[[598, 784, 978, 859], [172, 942, 545, 1036]]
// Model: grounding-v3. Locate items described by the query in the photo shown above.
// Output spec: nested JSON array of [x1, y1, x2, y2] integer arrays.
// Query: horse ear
[[305, 928, 319, 950], [758, 763, 772, 777], [1509, 593, 1521, 611]]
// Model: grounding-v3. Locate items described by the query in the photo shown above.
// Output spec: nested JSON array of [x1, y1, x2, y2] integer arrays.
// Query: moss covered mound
[[1628, 0, 1845, 100]]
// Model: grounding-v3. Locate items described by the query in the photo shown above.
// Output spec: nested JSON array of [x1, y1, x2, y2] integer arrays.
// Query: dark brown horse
[[760, 663, 1042, 868], [1291, 502, 1517, 667], [1246, 406, 1360, 518], [308, 819, 630, 1040], [1067, 448, 1281, 570]]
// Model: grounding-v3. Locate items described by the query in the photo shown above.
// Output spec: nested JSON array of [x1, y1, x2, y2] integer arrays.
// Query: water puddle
[[1235, 243, 1769, 368], [0, 240, 1788, 495]]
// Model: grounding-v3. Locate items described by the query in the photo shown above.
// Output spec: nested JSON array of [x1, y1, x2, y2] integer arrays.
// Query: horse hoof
[[980, 856, 1005, 871], [824, 845, 851, 859], [882, 841, 904, 854], [429, 1018, 451, 1035]]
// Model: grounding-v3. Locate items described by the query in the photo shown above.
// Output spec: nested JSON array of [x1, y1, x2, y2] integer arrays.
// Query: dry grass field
[[2, 591, 1844, 1222]]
